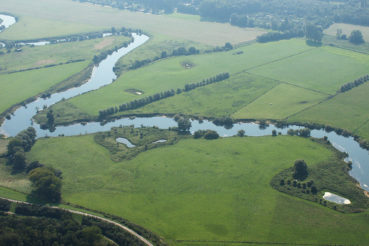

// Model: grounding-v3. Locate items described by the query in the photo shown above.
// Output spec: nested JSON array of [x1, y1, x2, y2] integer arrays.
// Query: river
[[0, 14, 368, 193]]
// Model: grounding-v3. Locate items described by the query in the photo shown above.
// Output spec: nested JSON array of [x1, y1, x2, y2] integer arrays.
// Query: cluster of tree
[[293, 160, 308, 181], [193, 130, 219, 139], [305, 24, 323, 44], [257, 30, 304, 43], [0, 198, 11, 211], [29, 166, 63, 203], [212, 117, 233, 128], [281, 179, 317, 194], [6, 127, 36, 172], [339, 74, 369, 93], [287, 128, 311, 138], [176, 116, 192, 133], [98, 73, 229, 119], [349, 30, 365, 44], [0, 213, 112, 246]]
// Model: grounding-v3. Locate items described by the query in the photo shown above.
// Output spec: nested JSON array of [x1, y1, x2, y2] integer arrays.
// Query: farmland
[[1, 0, 369, 245], [26, 134, 369, 245]]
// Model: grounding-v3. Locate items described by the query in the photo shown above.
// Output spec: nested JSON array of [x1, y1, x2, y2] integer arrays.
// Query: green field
[[325, 23, 369, 42], [0, 0, 265, 46], [25, 134, 369, 245], [121, 72, 279, 117], [249, 46, 369, 94], [289, 82, 369, 135], [39, 38, 369, 129], [38, 39, 312, 123], [0, 35, 130, 73], [0, 15, 103, 40], [0, 61, 89, 114], [233, 83, 327, 119]]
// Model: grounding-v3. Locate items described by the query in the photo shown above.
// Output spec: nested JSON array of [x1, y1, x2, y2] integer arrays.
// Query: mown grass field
[[0, 61, 88, 114], [42, 39, 312, 121], [325, 23, 369, 42], [43, 38, 369, 128], [0, 35, 130, 73], [233, 83, 327, 119], [1, 0, 265, 46], [249, 46, 369, 94], [26, 135, 369, 245], [289, 82, 369, 135], [121, 72, 279, 117], [0, 15, 103, 40]]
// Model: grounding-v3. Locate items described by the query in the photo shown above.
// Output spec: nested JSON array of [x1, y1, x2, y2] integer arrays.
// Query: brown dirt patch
[[94, 37, 114, 50], [36, 59, 56, 66]]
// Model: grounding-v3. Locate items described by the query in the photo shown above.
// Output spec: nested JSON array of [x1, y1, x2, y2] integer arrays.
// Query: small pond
[[323, 192, 351, 205], [116, 138, 136, 148]]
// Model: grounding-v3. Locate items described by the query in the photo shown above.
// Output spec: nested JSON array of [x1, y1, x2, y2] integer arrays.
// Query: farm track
[[0, 196, 154, 246]]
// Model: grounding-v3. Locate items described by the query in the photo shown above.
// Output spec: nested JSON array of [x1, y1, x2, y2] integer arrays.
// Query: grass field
[[26, 134, 369, 245], [0, 61, 89, 114], [121, 72, 279, 118], [0, 158, 31, 194], [115, 34, 210, 74], [39, 38, 369, 128], [323, 35, 369, 54], [249, 46, 369, 94], [233, 83, 327, 119], [0, 0, 265, 46], [0, 35, 130, 73], [38, 39, 312, 123], [289, 82, 369, 136], [0, 15, 103, 40], [325, 23, 369, 42]]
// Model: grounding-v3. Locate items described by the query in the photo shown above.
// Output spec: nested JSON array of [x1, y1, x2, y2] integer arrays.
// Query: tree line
[[0, 200, 146, 246], [339, 75, 369, 93], [5, 127, 62, 203], [98, 73, 230, 119]]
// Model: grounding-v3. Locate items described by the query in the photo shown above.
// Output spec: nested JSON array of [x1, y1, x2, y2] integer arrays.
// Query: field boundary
[[176, 239, 345, 246]]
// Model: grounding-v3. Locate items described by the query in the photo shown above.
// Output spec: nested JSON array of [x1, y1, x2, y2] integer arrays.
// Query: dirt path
[[0, 196, 153, 246]]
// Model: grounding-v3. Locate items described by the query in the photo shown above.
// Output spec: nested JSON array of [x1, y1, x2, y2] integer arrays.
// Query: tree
[[272, 130, 277, 136], [237, 130, 245, 137], [293, 160, 308, 181], [177, 117, 191, 133], [47, 109, 55, 128], [349, 30, 365, 44], [12, 151, 26, 172], [204, 130, 219, 140], [29, 167, 62, 203], [305, 24, 323, 43]]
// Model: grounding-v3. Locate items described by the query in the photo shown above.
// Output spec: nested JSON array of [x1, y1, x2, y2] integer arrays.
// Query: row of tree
[[128, 46, 200, 70], [93, 38, 133, 64], [257, 30, 304, 43], [339, 75, 369, 93], [287, 128, 311, 138], [98, 73, 230, 119]]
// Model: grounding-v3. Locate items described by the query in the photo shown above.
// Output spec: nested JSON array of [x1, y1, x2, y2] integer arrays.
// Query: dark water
[[0, 18, 368, 193]]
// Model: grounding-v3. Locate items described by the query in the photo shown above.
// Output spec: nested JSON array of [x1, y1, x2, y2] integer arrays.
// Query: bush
[[204, 130, 219, 140]]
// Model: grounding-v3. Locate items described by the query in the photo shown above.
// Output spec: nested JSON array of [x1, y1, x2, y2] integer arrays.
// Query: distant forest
[[74, 0, 369, 31]]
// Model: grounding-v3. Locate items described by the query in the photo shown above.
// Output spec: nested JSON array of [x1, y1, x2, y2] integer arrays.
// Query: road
[[0, 196, 154, 246]]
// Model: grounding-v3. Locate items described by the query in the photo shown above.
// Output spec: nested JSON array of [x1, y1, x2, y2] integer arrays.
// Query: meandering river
[[0, 14, 368, 193]]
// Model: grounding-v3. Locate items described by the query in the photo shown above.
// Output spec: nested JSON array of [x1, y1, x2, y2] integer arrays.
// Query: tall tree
[[349, 30, 365, 44]]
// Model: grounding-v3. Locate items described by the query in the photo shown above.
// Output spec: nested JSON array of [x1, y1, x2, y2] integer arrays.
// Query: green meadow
[[26, 134, 369, 245], [233, 83, 327, 120], [289, 82, 369, 135], [0, 0, 265, 46], [0, 61, 88, 114], [0, 35, 130, 73]]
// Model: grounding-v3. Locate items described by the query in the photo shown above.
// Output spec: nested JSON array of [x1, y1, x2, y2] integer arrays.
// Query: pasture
[[233, 83, 327, 120], [41, 38, 369, 129], [0, 0, 265, 46], [0, 61, 88, 115], [26, 134, 369, 245], [0, 35, 130, 73], [289, 82, 369, 137]]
